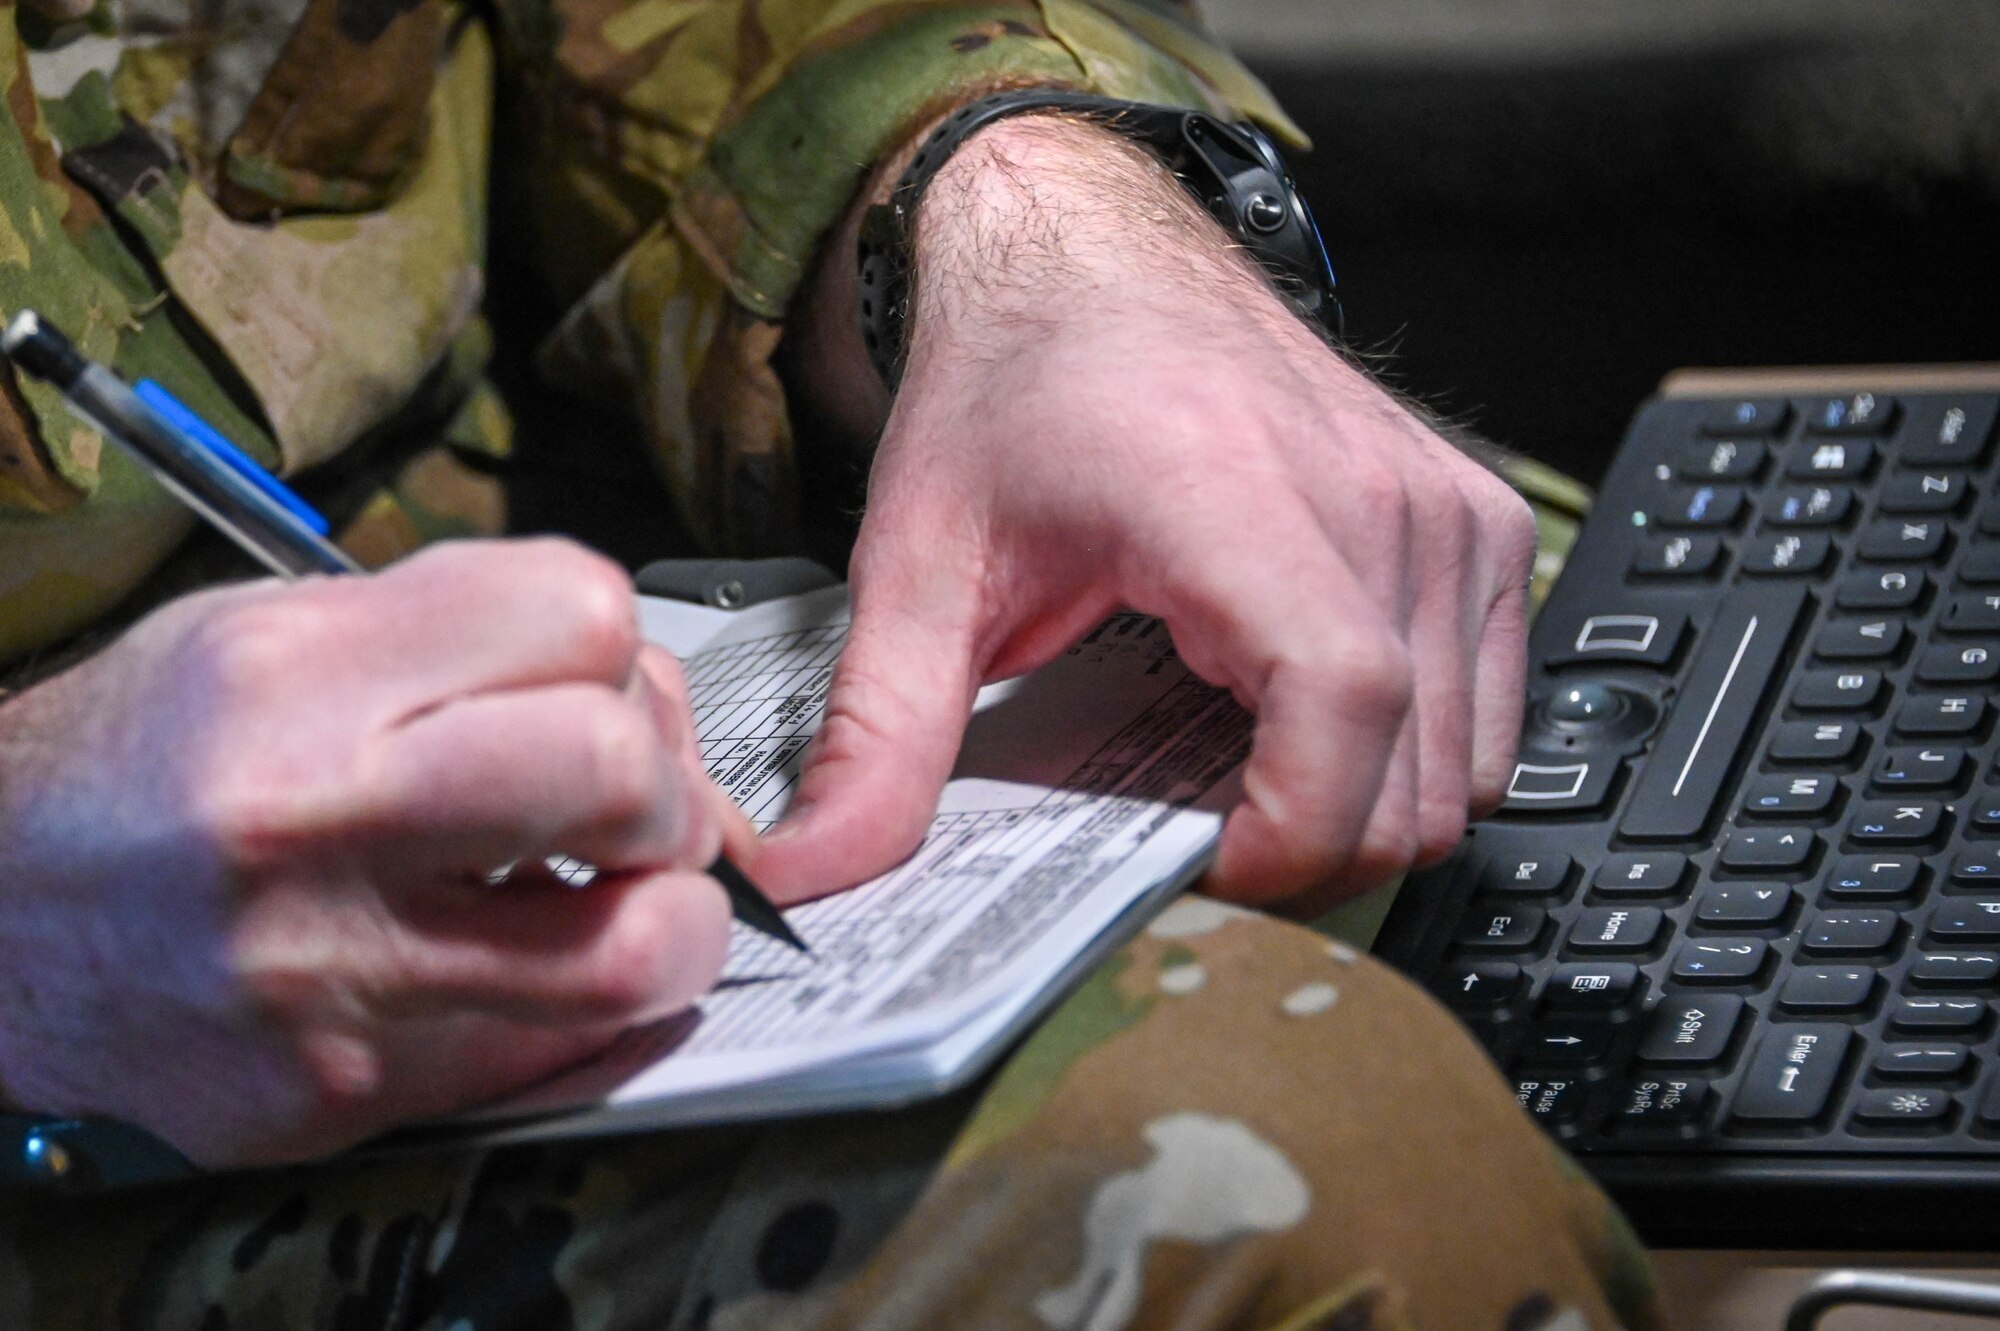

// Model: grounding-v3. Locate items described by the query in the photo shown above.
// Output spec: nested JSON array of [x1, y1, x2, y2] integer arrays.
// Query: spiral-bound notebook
[[409, 585, 1252, 1147]]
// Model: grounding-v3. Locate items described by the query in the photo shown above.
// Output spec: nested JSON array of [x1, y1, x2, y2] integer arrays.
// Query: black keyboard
[[1372, 369, 2000, 1248]]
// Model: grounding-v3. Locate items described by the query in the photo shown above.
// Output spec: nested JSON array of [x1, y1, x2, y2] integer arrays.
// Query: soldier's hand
[[761, 113, 1536, 911], [0, 539, 737, 1166]]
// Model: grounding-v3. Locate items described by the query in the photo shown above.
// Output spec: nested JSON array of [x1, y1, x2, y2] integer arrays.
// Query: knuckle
[[1326, 633, 1415, 721], [1413, 802, 1468, 867], [184, 598, 323, 701], [535, 541, 639, 668], [584, 909, 677, 1016]]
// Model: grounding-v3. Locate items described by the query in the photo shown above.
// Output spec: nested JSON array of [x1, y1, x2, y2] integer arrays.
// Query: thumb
[[755, 571, 982, 902]]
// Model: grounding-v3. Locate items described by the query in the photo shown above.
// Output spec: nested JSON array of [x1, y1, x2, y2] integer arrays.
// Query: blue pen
[[0, 310, 359, 577], [1, 307, 809, 955]]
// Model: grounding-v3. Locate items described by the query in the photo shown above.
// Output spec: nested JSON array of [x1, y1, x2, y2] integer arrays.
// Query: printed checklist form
[[434, 585, 1250, 1145]]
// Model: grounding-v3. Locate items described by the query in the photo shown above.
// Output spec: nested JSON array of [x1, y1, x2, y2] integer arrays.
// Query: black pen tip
[[709, 855, 813, 955]]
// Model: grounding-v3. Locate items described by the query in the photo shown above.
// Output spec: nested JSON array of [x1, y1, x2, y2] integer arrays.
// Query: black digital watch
[[857, 89, 1340, 390]]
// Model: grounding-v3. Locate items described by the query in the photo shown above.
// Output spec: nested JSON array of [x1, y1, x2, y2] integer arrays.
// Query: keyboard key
[[1542, 962, 1641, 1010], [1950, 849, 2000, 888], [1972, 788, 2000, 834], [1718, 827, 1815, 872], [1659, 485, 1746, 529], [1619, 585, 1809, 841], [1928, 901, 2000, 944], [1856, 518, 1947, 563], [1639, 994, 1743, 1064], [1802, 910, 1899, 956], [1807, 393, 1897, 435], [1959, 541, 2000, 585], [1677, 438, 1767, 480], [1764, 485, 1852, 527], [1612, 1077, 1708, 1127], [1792, 669, 1882, 711], [1894, 694, 1986, 738], [1908, 952, 2000, 987], [1978, 1079, 2000, 1132], [1545, 610, 1687, 667], [1741, 532, 1831, 576], [1881, 470, 1968, 515], [1441, 962, 1521, 1011], [1695, 883, 1792, 926], [1457, 905, 1546, 950], [1874, 1045, 1971, 1079], [1480, 852, 1572, 895], [1731, 1025, 1852, 1124], [1848, 800, 1946, 847], [1523, 1019, 1616, 1064], [1852, 1086, 1952, 1127], [1501, 758, 1618, 813], [1766, 719, 1862, 765], [1836, 568, 1927, 611], [1890, 997, 1988, 1033], [1567, 906, 1665, 954], [1814, 618, 1905, 660], [1514, 1077, 1586, 1124], [1631, 534, 1723, 579], [1592, 853, 1688, 895], [1915, 642, 2000, 685], [1787, 437, 1874, 479], [1823, 854, 1922, 901], [1780, 966, 1877, 1012], [1941, 593, 2000, 635], [1900, 398, 1996, 466], [1703, 398, 1789, 436], [1873, 746, 1967, 792], [1672, 938, 1768, 982], [1740, 773, 1838, 819]]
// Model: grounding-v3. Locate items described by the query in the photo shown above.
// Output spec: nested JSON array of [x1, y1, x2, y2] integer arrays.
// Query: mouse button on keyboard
[[1500, 756, 1619, 814], [1543, 609, 1688, 668], [1899, 398, 1996, 468]]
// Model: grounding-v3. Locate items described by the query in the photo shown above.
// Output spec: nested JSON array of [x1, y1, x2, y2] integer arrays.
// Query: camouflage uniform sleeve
[[515, 0, 1306, 555]]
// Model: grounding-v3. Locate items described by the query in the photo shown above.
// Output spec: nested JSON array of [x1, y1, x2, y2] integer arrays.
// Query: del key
[[1621, 584, 1808, 840]]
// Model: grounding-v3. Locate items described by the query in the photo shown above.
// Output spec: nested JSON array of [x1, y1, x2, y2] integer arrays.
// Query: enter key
[[1730, 1024, 1854, 1124]]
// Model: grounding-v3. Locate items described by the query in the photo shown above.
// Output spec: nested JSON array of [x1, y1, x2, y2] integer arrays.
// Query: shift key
[[1730, 1024, 1853, 1124], [1621, 583, 1809, 840]]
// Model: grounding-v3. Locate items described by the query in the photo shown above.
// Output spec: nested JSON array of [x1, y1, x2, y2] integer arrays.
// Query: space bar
[[1619, 582, 1809, 841]]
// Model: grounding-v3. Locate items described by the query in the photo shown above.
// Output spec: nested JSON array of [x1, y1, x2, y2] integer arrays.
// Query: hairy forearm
[[790, 112, 1293, 444]]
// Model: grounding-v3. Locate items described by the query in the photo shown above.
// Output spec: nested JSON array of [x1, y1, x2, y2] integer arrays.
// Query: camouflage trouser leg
[[0, 904, 1659, 1331]]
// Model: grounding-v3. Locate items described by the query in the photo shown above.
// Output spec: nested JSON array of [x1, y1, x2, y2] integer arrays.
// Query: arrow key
[[1694, 883, 1793, 927], [1440, 962, 1520, 1012], [1523, 1019, 1616, 1065]]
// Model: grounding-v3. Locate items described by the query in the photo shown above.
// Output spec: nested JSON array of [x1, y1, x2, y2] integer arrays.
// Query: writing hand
[[0, 539, 737, 1165]]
